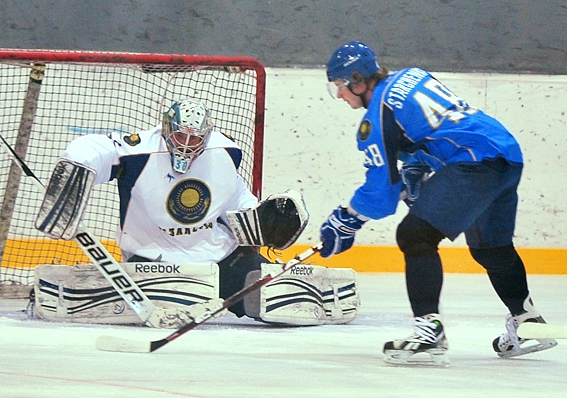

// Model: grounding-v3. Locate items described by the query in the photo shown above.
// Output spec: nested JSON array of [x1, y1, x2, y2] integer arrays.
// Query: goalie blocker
[[35, 159, 95, 240], [33, 261, 359, 327]]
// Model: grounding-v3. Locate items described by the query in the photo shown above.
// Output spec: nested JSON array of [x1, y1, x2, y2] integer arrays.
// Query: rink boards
[[2, 239, 566, 274]]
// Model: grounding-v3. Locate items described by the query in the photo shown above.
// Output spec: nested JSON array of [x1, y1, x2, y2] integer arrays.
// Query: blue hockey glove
[[400, 164, 431, 207], [320, 206, 366, 258]]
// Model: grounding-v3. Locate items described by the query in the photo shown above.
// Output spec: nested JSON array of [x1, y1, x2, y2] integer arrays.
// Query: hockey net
[[0, 49, 265, 292]]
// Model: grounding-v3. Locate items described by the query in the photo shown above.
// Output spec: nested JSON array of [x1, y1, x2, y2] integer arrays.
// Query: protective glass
[[327, 79, 349, 99]]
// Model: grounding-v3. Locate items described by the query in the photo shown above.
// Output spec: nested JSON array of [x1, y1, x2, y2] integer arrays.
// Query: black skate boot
[[383, 313, 449, 367]]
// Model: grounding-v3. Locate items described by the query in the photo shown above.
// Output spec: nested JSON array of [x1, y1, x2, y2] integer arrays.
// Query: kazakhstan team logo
[[123, 133, 141, 146], [166, 179, 211, 224], [358, 120, 371, 141]]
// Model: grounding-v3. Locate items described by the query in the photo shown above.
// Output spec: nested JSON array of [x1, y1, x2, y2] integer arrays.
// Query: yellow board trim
[[0, 238, 121, 269], [2, 239, 565, 274], [263, 244, 567, 275]]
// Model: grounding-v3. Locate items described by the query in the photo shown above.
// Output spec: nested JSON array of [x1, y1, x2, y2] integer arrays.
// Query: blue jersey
[[350, 67, 523, 220]]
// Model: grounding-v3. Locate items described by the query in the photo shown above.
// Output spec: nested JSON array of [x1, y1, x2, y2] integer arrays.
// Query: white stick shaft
[[72, 225, 155, 321], [517, 323, 567, 339]]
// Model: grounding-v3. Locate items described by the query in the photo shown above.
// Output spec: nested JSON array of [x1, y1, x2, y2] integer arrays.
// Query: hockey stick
[[0, 133, 157, 324], [518, 322, 567, 339], [95, 243, 323, 353]]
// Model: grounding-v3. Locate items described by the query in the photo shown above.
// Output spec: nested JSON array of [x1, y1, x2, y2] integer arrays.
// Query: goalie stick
[[518, 322, 567, 340], [95, 243, 323, 353], [0, 132, 157, 324]]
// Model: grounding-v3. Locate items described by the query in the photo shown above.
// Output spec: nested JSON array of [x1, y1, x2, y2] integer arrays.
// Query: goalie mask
[[162, 98, 213, 173]]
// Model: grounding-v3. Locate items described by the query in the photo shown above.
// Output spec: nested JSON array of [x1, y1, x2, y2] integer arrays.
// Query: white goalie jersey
[[61, 126, 258, 263]]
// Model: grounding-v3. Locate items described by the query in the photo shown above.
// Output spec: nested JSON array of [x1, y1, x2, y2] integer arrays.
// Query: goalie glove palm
[[320, 206, 366, 258]]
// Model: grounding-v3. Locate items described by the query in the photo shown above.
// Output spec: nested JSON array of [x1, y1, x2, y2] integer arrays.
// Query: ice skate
[[383, 313, 450, 367], [493, 296, 558, 359]]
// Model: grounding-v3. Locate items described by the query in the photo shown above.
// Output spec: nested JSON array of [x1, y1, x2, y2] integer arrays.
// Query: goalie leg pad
[[34, 262, 219, 328], [243, 263, 359, 326], [35, 159, 96, 240]]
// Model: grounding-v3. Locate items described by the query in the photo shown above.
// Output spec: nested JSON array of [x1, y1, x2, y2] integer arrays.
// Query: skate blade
[[384, 348, 450, 367], [498, 339, 558, 359]]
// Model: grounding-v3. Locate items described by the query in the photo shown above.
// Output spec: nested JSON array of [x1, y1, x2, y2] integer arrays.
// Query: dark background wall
[[1, 0, 566, 74]]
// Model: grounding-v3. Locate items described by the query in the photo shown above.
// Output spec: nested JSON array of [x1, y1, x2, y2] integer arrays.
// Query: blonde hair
[[374, 66, 390, 82]]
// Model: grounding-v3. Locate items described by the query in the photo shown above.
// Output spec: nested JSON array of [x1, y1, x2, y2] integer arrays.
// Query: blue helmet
[[326, 41, 380, 84]]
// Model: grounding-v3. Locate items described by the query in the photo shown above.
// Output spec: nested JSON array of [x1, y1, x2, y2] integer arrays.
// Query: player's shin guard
[[469, 245, 529, 315], [493, 296, 558, 358], [383, 313, 450, 367]]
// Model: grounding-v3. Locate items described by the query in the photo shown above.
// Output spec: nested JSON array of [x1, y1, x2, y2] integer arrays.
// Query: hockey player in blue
[[320, 41, 557, 366]]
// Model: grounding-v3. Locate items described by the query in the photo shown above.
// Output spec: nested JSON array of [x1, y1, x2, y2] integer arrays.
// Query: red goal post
[[0, 49, 266, 288]]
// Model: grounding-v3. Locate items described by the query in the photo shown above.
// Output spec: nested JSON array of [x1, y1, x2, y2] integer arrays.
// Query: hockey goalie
[[32, 97, 359, 328]]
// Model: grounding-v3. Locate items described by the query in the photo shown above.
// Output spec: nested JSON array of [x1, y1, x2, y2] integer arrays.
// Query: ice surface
[[1, 273, 566, 398]]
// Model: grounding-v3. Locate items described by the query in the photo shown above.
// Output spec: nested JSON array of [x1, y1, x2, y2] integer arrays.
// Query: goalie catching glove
[[226, 189, 309, 250]]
